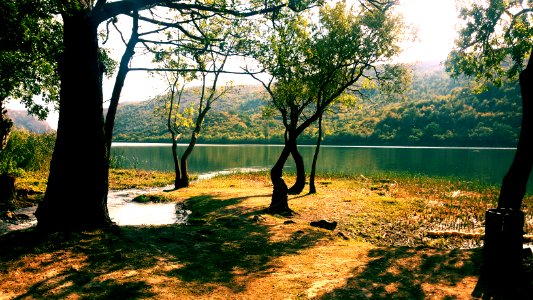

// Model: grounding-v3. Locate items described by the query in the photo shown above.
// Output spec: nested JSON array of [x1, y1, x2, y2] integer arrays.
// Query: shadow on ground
[[319, 246, 483, 299], [0, 193, 327, 299]]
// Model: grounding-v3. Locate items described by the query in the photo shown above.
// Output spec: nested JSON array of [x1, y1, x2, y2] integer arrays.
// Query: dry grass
[[0, 171, 503, 299]]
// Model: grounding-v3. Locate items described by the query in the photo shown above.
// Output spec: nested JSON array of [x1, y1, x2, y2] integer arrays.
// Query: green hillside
[[111, 62, 522, 147]]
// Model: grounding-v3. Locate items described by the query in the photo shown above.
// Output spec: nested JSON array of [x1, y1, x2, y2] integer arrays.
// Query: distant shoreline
[[111, 141, 517, 151]]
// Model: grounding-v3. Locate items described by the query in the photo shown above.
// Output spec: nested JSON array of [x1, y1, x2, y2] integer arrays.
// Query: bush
[[0, 129, 56, 175]]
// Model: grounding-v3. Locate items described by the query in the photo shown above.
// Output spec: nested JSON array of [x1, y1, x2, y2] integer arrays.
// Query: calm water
[[111, 143, 533, 191]]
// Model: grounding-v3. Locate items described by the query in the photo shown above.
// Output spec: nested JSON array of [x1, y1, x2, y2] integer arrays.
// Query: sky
[[9, 0, 461, 130]]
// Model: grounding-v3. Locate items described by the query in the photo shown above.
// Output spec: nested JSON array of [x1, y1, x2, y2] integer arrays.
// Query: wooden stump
[[475, 208, 527, 298], [0, 173, 16, 209]]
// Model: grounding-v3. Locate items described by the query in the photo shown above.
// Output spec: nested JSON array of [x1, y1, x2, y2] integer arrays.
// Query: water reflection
[[112, 143, 532, 190], [106, 186, 190, 226]]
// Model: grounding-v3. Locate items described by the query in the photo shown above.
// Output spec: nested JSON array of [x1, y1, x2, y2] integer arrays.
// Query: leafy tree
[[0, 0, 61, 152], [29, 0, 312, 232], [249, 0, 406, 214], [156, 27, 234, 189], [0, 0, 61, 206], [446, 0, 532, 295]]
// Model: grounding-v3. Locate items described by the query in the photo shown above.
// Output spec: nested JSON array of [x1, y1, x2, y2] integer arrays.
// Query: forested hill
[[6, 110, 53, 133], [111, 62, 522, 147]]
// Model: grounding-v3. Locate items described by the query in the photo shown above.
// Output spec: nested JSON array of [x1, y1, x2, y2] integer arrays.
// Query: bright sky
[[9, 0, 460, 130], [395, 0, 459, 63]]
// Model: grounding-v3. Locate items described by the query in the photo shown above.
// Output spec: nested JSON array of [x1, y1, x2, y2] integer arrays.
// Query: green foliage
[[247, 0, 408, 140], [0, 0, 62, 117], [445, 0, 532, 88], [0, 129, 55, 175]]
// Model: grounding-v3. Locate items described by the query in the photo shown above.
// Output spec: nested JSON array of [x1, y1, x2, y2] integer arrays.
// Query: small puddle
[[107, 185, 190, 226]]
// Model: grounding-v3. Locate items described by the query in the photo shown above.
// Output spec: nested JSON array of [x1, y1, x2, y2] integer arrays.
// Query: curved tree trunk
[[177, 108, 207, 188], [269, 142, 292, 215], [35, 12, 112, 232], [177, 132, 197, 188], [309, 114, 323, 194], [287, 143, 306, 195]]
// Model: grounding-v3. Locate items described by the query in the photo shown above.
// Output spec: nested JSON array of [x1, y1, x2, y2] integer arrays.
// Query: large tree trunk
[[287, 143, 306, 195], [309, 114, 323, 194], [479, 51, 533, 295], [269, 139, 296, 215], [497, 53, 533, 211], [35, 12, 112, 232]]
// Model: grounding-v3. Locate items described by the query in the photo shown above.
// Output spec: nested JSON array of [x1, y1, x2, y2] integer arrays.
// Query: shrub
[[0, 129, 56, 175]]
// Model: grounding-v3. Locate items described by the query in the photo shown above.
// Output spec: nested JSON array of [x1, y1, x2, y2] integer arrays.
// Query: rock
[[337, 232, 349, 240], [310, 220, 337, 231], [251, 215, 266, 223]]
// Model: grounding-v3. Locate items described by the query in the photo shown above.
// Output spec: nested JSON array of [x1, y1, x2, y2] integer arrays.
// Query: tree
[[249, 0, 406, 214], [159, 59, 193, 190], [0, 0, 61, 152], [157, 40, 233, 189], [446, 0, 532, 296], [0, 0, 61, 207], [31, 0, 309, 232]]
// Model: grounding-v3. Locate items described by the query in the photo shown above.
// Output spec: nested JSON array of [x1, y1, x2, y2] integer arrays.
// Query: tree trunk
[[35, 12, 112, 232], [172, 135, 182, 190], [479, 50, 533, 295], [104, 11, 138, 152], [177, 129, 198, 189], [497, 51, 533, 211], [177, 106, 209, 188], [0, 100, 13, 153], [309, 114, 323, 194], [0, 173, 15, 210], [287, 143, 306, 195], [177, 131, 198, 188], [269, 143, 292, 215]]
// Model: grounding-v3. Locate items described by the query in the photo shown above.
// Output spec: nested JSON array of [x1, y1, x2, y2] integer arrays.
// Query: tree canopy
[[0, 0, 62, 118], [245, 0, 408, 213], [446, 0, 532, 88]]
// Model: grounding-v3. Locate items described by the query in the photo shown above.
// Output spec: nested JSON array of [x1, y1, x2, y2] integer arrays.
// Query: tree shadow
[[319, 246, 483, 299], [0, 193, 327, 298]]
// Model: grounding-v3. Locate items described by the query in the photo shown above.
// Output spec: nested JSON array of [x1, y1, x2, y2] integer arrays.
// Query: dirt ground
[[0, 172, 528, 299]]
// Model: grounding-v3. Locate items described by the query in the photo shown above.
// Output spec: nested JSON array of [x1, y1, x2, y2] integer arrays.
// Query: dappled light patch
[[320, 247, 481, 299]]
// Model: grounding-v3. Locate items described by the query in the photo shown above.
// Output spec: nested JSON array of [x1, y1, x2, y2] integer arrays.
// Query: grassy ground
[[1, 170, 532, 299]]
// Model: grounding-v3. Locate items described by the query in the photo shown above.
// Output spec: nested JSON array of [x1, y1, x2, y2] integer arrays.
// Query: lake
[[111, 143, 533, 191]]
